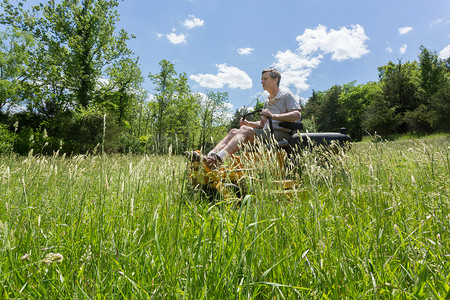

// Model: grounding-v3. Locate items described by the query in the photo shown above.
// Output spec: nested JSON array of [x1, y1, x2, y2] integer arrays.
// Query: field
[[0, 135, 449, 299]]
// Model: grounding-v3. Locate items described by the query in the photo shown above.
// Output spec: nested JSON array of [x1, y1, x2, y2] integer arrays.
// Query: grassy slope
[[0, 135, 449, 299]]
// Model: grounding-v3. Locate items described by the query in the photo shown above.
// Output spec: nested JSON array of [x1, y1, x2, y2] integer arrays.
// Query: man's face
[[261, 72, 278, 91]]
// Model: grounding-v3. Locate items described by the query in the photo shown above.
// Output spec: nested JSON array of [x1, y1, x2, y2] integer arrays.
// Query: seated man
[[194, 67, 301, 169]]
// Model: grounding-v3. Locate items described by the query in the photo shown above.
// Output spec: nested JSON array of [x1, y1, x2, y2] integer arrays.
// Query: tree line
[[0, 0, 232, 155], [1, 0, 448, 155], [302, 47, 449, 140]]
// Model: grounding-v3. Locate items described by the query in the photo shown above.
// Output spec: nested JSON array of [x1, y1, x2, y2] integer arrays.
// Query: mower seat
[[277, 122, 351, 152]]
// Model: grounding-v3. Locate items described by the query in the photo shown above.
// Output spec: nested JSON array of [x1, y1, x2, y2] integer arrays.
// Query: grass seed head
[[42, 253, 64, 265], [20, 253, 30, 261]]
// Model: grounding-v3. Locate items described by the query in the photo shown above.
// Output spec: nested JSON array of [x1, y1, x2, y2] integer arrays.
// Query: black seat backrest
[[279, 121, 303, 131], [276, 121, 351, 153]]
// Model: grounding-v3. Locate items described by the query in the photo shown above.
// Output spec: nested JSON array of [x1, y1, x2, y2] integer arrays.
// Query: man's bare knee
[[229, 128, 239, 135], [239, 126, 256, 142]]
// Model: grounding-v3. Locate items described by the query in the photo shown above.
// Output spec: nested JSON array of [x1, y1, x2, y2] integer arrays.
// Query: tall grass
[[0, 136, 449, 299]]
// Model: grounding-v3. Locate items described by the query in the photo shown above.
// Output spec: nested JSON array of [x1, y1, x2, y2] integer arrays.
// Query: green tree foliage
[[0, 0, 142, 153], [377, 59, 421, 133], [145, 61, 233, 154], [301, 90, 320, 119], [228, 96, 264, 131], [314, 85, 346, 132], [0, 27, 35, 112], [149, 60, 187, 152], [1, 17, 449, 156], [302, 86, 347, 133], [101, 57, 144, 125], [1, 0, 136, 110], [228, 106, 253, 131], [198, 90, 230, 151], [417, 46, 450, 132], [301, 90, 321, 132], [428, 76, 450, 132], [303, 47, 448, 139], [339, 81, 381, 140], [362, 92, 401, 136], [0, 123, 14, 153]]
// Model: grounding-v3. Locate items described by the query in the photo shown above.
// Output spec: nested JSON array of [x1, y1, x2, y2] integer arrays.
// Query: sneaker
[[184, 151, 202, 162], [205, 153, 223, 170]]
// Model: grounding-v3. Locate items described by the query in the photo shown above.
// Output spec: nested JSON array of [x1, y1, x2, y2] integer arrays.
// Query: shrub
[[61, 105, 121, 154], [0, 123, 14, 154]]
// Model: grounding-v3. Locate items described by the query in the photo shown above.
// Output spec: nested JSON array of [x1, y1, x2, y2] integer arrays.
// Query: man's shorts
[[253, 128, 292, 143]]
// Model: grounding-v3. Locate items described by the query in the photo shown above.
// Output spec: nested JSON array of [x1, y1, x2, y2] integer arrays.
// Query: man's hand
[[260, 109, 273, 119]]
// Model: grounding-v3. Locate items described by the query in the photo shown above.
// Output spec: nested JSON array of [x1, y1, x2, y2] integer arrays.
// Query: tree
[[419, 46, 445, 100], [0, 27, 35, 112], [377, 60, 421, 133], [148, 60, 202, 153], [417, 46, 450, 132], [101, 57, 144, 125], [198, 91, 230, 151], [315, 85, 345, 132], [0, 0, 137, 111], [339, 81, 380, 140], [301, 90, 323, 132], [149, 60, 183, 146], [428, 75, 450, 132], [301, 90, 321, 120], [362, 92, 401, 136], [1, 0, 143, 154], [171, 92, 201, 151]]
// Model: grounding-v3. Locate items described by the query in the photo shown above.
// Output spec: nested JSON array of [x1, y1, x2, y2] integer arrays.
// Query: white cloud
[[190, 64, 253, 90], [296, 24, 370, 61], [430, 18, 450, 27], [273, 50, 320, 92], [430, 18, 444, 27], [274, 49, 322, 70], [278, 69, 313, 92], [398, 26, 413, 35], [166, 32, 186, 44], [399, 44, 408, 54], [237, 47, 254, 55], [439, 44, 450, 59], [272, 24, 369, 93], [386, 46, 393, 53], [183, 15, 204, 29], [156, 33, 163, 40]]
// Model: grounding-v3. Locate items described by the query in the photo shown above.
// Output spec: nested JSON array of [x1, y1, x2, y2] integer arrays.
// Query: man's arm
[[240, 108, 301, 128], [239, 118, 265, 129], [260, 109, 301, 122]]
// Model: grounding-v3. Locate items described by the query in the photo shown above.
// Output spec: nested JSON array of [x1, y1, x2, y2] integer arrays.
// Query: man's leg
[[209, 128, 239, 154], [185, 128, 245, 163], [222, 126, 255, 155], [206, 126, 256, 169]]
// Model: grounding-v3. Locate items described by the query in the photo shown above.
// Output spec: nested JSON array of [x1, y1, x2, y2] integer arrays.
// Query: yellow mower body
[[186, 149, 304, 200]]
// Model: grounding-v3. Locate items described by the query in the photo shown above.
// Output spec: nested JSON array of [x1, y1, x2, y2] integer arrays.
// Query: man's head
[[261, 68, 281, 87]]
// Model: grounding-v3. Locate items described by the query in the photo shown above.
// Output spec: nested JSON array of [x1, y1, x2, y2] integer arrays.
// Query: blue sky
[[115, 0, 449, 110], [6, 0, 449, 111]]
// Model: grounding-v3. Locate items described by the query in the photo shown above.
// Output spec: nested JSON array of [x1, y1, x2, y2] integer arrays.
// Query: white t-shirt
[[263, 87, 301, 132]]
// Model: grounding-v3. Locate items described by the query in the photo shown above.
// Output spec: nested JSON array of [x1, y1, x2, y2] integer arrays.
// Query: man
[[193, 67, 301, 169]]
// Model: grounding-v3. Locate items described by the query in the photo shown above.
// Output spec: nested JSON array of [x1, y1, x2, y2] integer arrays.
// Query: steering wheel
[[241, 109, 274, 134]]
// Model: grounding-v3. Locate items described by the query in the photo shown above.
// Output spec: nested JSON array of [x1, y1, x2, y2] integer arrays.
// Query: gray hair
[[262, 67, 281, 87]]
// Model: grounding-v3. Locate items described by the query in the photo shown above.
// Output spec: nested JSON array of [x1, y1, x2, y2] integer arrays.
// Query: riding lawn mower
[[186, 110, 351, 201]]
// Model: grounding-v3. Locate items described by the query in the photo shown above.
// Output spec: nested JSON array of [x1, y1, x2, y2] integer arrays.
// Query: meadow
[[0, 135, 449, 299]]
